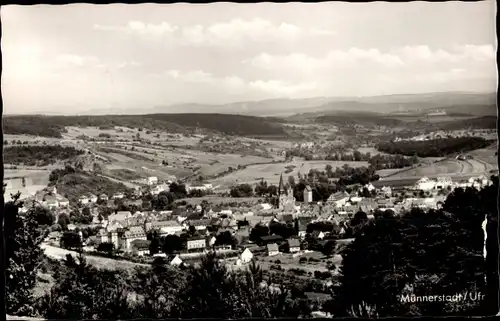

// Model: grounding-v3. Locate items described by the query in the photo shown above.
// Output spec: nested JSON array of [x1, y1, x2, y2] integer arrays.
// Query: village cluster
[[32, 171, 494, 268]]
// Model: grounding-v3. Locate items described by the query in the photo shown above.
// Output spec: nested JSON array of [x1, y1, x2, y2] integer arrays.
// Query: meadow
[[210, 160, 369, 188]]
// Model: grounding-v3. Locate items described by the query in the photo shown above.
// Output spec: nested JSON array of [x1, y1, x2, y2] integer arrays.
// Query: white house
[[208, 236, 217, 247], [435, 176, 453, 190], [240, 248, 253, 264], [78, 195, 90, 205], [364, 183, 376, 192], [67, 224, 77, 231], [147, 176, 158, 185], [219, 209, 233, 216], [157, 221, 184, 235], [58, 197, 70, 208], [121, 226, 147, 251], [170, 255, 183, 266], [267, 243, 280, 256], [112, 192, 124, 199], [327, 192, 350, 208], [288, 238, 301, 253], [380, 186, 392, 197], [415, 177, 436, 191], [88, 193, 98, 203]]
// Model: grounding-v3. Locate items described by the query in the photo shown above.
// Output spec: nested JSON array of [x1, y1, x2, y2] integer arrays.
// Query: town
[[3, 1, 498, 320]]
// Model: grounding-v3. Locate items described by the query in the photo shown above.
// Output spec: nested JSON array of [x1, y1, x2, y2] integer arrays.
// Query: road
[[41, 243, 148, 270]]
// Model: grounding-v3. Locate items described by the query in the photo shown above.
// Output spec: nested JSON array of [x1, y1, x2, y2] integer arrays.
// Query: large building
[[278, 173, 296, 212]]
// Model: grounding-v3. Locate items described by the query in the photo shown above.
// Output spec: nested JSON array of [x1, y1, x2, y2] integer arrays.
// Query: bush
[[299, 257, 307, 264]]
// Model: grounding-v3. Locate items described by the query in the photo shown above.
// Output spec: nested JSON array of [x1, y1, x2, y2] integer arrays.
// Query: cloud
[[94, 18, 335, 46], [157, 69, 315, 96], [56, 54, 100, 67], [94, 21, 178, 36], [249, 80, 317, 95], [247, 48, 405, 75], [395, 44, 496, 63], [248, 44, 495, 76]]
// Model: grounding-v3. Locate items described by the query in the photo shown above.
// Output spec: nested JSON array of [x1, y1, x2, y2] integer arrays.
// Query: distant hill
[[3, 114, 287, 138]]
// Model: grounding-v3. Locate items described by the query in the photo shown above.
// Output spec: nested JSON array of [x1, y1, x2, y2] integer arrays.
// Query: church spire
[[278, 172, 286, 195]]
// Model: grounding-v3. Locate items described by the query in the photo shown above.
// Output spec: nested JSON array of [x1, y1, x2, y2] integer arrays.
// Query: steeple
[[278, 173, 286, 195]]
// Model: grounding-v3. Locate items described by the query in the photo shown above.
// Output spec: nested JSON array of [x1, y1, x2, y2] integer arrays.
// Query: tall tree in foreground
[[5, 193, 49, 316]]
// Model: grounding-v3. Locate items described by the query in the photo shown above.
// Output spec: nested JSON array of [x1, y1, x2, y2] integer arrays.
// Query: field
[[41, 243, 147, 270], [385, 157, 497, 179], [177, 196, 264, 206], [89, 140, 276, 182], [235, 251, 343, 276], [4, 169, 52, 199], [210, 160, 369, 188]]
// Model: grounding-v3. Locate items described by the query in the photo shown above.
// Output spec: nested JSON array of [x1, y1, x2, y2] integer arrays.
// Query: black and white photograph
[[1, 1, 499, 319]]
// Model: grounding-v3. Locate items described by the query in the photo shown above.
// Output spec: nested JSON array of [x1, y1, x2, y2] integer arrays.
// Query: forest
[[377, 137, 493, 157], [3, 113, 287, 138], [3, 145, 84, 166]]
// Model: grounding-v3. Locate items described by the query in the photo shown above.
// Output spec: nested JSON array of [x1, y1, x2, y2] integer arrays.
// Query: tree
[[60, 232, 82, 250], [330, 181, 495, 317], [250, 224, 269, 244], [58, 213, 71, 231], [97, 242, 115, 256], [33, 206, 55, 227], [215, 231, 236, 248], [162, 235, 183, 254], [5, 193, 49, 316], [321, 240, 337, 256]]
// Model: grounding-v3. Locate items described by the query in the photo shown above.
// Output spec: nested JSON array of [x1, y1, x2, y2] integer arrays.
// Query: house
[[43, 195, 59, 210], [147, 176, 158, 185], [88, 193, 98, 203], [287, 238, 301, 253], [349, 195, 362, 204], [57, 197, 70, 208], [46, 186, 57, 195], [187, 237, 207, 251], [67, 224, 77, 231], [121, 226, 147, 251], [260, 235, 284, 245], [219, 209, 233, 216], [235, 228, 250, 244], [156, 221, 184, 235], [112, 192, 124, 199], [187, 219, 211, 231], [130, 239, 150, 256], [327, 191, 350, 208], [208, 236, 217, 247], [364, 183, 376, 192], [311, 230, 325, 240], [78, 195, 90, 205], [267, 243, 280, 256], [415, 177, 436, 191], [99, 194, 109, 201], [97, 229, 109, 244], [303, 185, 313, 204], [297, 217, 312, 238], [435, 176, 453, 190], [380, 186, 392, 197], [240, 248, 253, 264], [170, 254, 183, 266]]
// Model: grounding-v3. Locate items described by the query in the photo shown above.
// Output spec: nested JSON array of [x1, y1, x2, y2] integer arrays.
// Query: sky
[[1, 1, 497, 114]]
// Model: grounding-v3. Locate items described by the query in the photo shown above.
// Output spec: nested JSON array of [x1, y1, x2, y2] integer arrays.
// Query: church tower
[[278, 173, 295, 211]]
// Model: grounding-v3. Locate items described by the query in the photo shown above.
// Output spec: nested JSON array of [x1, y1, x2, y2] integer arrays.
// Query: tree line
[[3, 145, 84, 166], [377, 137, 492, 157]]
